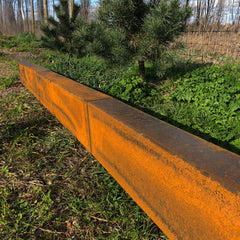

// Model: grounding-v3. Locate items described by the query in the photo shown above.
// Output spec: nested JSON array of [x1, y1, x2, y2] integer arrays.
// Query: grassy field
[[0, 35, 167, 239]]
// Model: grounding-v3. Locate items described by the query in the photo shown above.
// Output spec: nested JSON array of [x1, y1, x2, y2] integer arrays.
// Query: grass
[[0, 35, 167, 239]]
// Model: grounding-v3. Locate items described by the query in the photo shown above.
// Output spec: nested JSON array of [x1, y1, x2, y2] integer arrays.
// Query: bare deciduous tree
[[37, 0, 44, 24], [204, 0, 216, 26], [0, 0, 3, 33], [216, 0, 225, 28], [5, 0, 17, 34], [17, 0, 24, 32], [30, 0, 35, 34], [80, 0, 91, 22], [196, 0, 203, 26], [24, 0, 30, 31], [69, 0, 74, 19], [44, 0, 48, 24]]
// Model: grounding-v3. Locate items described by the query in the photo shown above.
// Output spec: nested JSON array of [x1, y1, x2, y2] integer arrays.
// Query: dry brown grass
[[178, 30, 240, 63]]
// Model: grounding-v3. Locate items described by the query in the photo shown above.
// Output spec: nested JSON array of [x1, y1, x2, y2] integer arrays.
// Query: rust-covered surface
[[19, 61, 111, 151], [19, 61, 240, 240]]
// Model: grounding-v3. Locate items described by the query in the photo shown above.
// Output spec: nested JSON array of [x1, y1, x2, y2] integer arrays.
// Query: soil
[[0, 62, 13, 78], [0, 82, 25, 99]]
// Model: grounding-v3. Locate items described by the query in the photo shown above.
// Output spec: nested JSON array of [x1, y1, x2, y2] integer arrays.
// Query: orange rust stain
[[19, 62, 110, 151], [19, 61, 240, 240]]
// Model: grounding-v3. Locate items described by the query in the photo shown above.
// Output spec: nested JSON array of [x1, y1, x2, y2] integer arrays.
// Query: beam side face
[[88, 99, 240, 193], [19, 62, 110, 151], [88, 98, 240, 240]]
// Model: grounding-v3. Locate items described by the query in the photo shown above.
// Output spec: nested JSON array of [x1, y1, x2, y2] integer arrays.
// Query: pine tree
[[97, 0, 192, 81], [40, 0, 80, 53], [72, 19, 128, 58]]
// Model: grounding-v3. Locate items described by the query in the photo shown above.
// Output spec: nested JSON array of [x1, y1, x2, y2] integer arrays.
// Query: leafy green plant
[[110, 76, 159, 107], [162, 64, 240, 150], [0, 76, 18, 89]]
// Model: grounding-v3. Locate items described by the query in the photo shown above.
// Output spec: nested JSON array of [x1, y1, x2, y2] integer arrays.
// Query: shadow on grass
[[0, 115, 57, 150], [146, 61, 212, 83]]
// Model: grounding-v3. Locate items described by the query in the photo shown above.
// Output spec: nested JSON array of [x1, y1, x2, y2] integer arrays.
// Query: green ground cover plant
[[160, 64, 240, 153], [49, 55, 123, 93], [110, 76, 158, 107]]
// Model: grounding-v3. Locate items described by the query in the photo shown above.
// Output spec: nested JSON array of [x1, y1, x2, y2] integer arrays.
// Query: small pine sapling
[[40, 0, 80, 53], [97, 0, 192, 81]]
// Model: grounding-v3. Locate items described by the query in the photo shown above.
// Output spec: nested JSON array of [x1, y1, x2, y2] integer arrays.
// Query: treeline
[[0, 0, 92, 35], [190, 0, 240, 30], [0, 0, 240, 35]]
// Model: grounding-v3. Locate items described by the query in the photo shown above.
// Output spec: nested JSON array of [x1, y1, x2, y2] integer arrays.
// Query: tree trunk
[[6, 0, 17, 35], [30, 0, 35, 34], [53, 0, 55, 18], [0, 0, 3, 34], [196, 0, 202, 26], [80, 0, 90, 22], [69, 0, 74, 19], [217, 0, 224, 28], [43, 0, 48, 24], [37, 0, 44, 24], [17, 0, 24, 33], [25, 0, 30, 32], [1, 0, 6, 34], [138, 60, 146, 81], [21, 0, 26, 30], [237, 1, 240, 24]]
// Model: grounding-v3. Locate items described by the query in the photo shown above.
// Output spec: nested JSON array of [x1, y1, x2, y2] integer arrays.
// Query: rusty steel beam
[[19, 61, 240, 240]]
